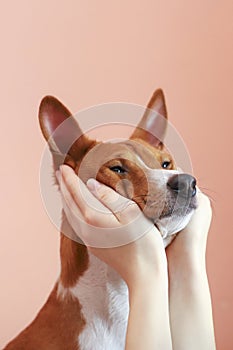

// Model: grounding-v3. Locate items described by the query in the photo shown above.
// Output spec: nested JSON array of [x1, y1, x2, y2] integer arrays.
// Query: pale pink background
[[0, 1, 232, 348]]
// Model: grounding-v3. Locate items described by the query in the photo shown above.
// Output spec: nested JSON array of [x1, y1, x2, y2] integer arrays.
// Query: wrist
[[166, 235, 206, 270], [167, 248, 207, 283], [127, 260, 168, 294]]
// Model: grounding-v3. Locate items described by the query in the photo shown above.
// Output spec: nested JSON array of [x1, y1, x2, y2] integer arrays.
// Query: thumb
[[87, 178, 155, 245]]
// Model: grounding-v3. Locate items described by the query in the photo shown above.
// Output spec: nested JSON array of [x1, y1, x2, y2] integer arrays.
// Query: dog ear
[[130, 88, 168, 148], [39, 96, 94, 168]]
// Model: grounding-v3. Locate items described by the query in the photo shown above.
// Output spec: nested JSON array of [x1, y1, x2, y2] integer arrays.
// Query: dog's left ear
[[130, 88, 168, 148], [39, 96, 95, 170]]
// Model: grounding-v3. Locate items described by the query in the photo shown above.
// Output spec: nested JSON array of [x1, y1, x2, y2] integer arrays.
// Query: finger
[[56, 170, 83, 220], [58, 174, 117, 246], [61, 194, 82, 235], [60, 165, 112, 214], [87, 178, 141, 224], [59, 168, 155, 247], [183, 190, 212, 237], [60, 165, 119, 226], [195, 189, 211, 206]]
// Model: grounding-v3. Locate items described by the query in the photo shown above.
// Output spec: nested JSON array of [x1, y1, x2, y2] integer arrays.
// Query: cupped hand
[[56, 165, 167, 289], [166, 190, 212, 269]]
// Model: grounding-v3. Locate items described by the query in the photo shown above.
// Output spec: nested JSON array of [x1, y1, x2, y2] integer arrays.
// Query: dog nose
[[167, 174, 197, 198]]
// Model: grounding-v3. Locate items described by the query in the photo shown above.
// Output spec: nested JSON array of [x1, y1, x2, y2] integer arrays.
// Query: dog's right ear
[[39, 96, 94, 169], [130, 89, 168, 148]]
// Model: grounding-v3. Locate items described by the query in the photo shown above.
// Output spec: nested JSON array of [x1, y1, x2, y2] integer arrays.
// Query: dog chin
[[155, 209, 195, 248]]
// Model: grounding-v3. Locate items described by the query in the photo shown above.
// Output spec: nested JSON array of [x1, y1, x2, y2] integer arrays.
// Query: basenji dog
[[4, 89, 197, 350]]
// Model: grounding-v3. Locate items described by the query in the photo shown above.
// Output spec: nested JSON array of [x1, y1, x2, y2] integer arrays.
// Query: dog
[[4, 89, 197, 350]]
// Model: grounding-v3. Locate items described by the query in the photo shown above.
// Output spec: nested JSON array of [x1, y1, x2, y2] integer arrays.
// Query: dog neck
[[58, 237, 128, 307], [57, 246, 129, 349], [58, 251, 128, 301]]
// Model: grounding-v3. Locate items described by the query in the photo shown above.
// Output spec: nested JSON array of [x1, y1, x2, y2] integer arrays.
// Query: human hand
[[56, 165, 167, 289], [166, 190, 212, 271], [166, 191, 216, 350]]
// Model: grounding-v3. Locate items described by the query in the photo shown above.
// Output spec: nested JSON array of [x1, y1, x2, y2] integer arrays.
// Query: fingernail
[[87, 178, 101, 191]]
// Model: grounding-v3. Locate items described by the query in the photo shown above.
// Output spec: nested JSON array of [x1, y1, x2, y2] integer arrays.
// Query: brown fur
[[5, 284, 85, 350], [4, 89, 174, 349]]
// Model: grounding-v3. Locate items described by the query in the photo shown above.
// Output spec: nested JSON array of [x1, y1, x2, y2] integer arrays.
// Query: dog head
[[39, 89, 197, 246]]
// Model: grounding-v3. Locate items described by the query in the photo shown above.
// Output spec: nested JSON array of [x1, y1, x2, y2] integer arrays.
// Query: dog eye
[[161, 161, 171, 169], [109, 166, 127, 174]]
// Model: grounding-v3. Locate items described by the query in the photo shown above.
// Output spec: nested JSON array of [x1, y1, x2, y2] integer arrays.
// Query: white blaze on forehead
[[134, 153, 180, 181], [133, 153, 193, 245]]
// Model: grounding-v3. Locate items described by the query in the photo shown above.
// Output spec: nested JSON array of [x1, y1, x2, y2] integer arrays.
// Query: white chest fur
[[57, 253, 129, 350]]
